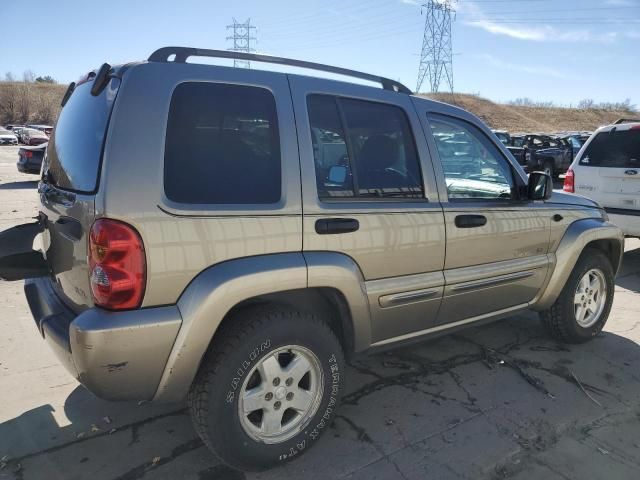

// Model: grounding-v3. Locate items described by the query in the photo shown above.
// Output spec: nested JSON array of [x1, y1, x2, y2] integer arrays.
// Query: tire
[[540, 248, 614, 343], [188, 306, 345, 471], [542, 160, 554, 179]]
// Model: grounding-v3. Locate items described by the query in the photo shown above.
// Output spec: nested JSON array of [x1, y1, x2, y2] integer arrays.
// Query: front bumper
[[605, 209, 640, 237], [25, 277, 182, 401]]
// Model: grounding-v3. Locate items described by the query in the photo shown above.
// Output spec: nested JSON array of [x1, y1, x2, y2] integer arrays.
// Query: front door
[[419, 110, 552, 325], [288, 76, 445, 345]]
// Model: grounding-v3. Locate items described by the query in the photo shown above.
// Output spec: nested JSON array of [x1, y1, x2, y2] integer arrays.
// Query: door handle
[[624, 169, 638, 176], [315, 218, 359, 235], [454, 214, 487, 228]]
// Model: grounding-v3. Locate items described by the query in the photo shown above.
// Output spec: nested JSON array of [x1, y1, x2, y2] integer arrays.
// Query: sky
[[1, 0, 639, 107]]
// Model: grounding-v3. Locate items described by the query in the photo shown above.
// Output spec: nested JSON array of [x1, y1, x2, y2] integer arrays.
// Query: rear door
[[38, 76, 121, 312], [575, 126, 640, 212], [289, 76, 446, 346]]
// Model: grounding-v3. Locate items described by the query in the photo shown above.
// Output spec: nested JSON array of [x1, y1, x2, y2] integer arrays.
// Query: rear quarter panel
[[97, 62, 302, 307]]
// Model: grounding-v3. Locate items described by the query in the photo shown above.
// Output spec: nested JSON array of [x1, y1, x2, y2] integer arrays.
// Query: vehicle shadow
[[0, 180, 39, 190], [2, 308, 640, 480]]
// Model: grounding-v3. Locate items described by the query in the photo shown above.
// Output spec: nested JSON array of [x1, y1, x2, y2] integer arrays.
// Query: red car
[[22, 128, 48, 146]]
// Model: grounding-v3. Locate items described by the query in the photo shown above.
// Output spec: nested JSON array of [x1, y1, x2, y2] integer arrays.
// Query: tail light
[[563, 168, 575, 193], [23, 151, 33, 158], [88, 219, 146, 310]]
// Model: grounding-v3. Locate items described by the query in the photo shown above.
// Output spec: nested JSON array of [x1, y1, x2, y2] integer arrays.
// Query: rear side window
[[580, 130, 640, 168], [307, 94, 423, 200], [164, 82, 281, 204], [45, 79, 120, 192]]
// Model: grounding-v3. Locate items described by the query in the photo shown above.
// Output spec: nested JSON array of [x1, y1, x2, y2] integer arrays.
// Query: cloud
[[461, 1, 621, 43], [399, 0, 420, 5], [475, 53, 569, 79]]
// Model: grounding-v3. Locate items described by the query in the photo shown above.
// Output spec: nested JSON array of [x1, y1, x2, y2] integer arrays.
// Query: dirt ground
[[1, 145, 640, 480]]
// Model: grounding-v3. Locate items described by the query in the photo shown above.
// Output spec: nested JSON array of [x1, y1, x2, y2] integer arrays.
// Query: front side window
[[307, 94, 423, 200], [580, 129, 640, 168], [428, 114, 514, 200], [164, 82, 281, 204]]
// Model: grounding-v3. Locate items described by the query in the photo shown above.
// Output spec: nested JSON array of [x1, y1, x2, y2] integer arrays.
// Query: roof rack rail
[[148, 46, 412, 95], [613, 118, 640, 125]]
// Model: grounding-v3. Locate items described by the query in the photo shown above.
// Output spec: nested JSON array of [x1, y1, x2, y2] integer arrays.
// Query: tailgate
[[39, 185, 96, 312], [35, 74, 120, 312]]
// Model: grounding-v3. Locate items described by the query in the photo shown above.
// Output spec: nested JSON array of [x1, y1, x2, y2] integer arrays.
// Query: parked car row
[[2, 124, 52, 145], [492, 129, 591, 178]]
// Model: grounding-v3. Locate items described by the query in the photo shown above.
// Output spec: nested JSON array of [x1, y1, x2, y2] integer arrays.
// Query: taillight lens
[[24, 151, 33, 158], [88, 219, 146, 310], [563, 168, 575, 193]]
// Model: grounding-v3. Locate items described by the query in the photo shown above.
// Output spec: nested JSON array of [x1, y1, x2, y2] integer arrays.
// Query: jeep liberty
[[0, 47, 624, 471]]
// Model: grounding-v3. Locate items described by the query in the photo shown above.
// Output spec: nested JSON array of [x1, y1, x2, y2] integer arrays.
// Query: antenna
[[416, 1, 456, 94], [226, 18, 257, 68]]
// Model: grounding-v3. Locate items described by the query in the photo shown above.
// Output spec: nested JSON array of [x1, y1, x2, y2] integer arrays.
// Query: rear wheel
[[188, 306, 345, 471], [540, 248, 614, 343]]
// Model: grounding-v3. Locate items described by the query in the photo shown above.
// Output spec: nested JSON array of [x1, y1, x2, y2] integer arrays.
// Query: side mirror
[[528, 171, 553, 200], [327, 165, 348, 184]]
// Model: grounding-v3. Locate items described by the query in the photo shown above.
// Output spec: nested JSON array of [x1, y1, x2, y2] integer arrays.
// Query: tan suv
[[0, 47, 624, 471]]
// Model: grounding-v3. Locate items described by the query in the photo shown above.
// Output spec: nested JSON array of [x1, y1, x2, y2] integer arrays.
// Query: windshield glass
[[44, 78, 120, 192]]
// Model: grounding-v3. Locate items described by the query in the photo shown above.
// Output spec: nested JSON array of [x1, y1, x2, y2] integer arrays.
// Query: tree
[[22, 70, 35, 83], [4, 72, 15, 82], [35, 75, 56, 84]]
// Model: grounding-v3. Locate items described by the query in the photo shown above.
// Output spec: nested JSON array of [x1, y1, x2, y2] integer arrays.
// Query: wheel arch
[[532, 217, 624, 310], [152, 251, 370, 402]]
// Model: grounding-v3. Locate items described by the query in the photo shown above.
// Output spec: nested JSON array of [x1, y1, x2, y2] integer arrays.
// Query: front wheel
[[188, 306, 345, 471], [540, 248, 614, 343]]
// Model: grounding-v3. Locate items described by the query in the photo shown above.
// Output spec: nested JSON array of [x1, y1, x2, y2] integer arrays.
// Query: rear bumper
[[17, 160, 41, 174], [25, 277, 182, 401]]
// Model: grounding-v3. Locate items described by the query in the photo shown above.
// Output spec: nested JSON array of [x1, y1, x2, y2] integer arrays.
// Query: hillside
[[422, 93, 635, 133], [0, 82, 66, 125], [1, 82, 636, 134]]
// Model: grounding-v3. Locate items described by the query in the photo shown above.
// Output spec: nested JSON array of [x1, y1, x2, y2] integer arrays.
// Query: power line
[[226, 18, 257, 68], [417, 0, 456, 94]]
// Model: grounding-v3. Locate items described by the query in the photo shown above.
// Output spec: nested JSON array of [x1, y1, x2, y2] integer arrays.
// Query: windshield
[[580, 129, 640, 168], [43, 78, 120, 193]]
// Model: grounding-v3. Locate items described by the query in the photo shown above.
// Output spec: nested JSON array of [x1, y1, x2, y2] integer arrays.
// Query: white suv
[[564, 120, 640, 237]]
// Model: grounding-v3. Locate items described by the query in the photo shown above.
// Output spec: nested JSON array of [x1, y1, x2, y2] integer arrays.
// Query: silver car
[[0, 47, 624, 471]]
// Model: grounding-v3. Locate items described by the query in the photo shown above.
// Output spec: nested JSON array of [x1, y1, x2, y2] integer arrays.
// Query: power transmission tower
[[226, 18, 257, 68], [416, 1, 456, 94]]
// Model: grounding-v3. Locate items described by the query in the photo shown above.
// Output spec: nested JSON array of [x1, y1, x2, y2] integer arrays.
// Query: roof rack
[[613, 118, 640, 125], [148, 46, 412, 95]]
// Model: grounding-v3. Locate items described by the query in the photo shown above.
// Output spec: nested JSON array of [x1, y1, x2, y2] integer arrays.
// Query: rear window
[[45, 79, 120, 193], [580, 129, 640, 168], [164, 82, 281, 205]]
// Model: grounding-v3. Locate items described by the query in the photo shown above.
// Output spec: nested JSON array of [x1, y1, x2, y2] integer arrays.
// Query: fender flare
[[532, 218, 623, 310], [152, 252, 371, 402]]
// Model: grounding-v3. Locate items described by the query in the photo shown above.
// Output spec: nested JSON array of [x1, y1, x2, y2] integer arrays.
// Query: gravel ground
[[1, 144, 640, 480]]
